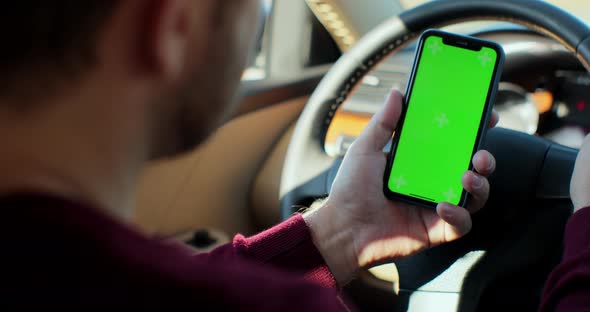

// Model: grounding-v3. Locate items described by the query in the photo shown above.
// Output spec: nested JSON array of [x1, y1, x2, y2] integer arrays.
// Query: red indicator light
[[578, 101, 585, 111]]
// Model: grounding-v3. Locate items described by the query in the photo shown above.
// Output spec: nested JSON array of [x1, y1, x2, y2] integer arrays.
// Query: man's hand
[[304, 90, 497, 286], [570, 135, 590, 213]]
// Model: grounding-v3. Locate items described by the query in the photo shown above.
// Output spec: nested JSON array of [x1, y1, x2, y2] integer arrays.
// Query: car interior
[[133, 0, 590, 311]]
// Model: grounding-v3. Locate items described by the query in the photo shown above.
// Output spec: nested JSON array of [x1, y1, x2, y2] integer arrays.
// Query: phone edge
[[382, 29, 506, 209]]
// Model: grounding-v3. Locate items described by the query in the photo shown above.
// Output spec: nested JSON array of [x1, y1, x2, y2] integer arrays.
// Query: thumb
[[350, 90, 403, 154], [571, 134, 590, 211]]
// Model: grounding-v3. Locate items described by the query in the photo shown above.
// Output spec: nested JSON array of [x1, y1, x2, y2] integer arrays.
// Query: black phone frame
[[383, 29, 505, 209]]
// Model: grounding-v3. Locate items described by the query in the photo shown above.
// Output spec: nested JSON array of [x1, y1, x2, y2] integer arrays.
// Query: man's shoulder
[[0, 193, 346, 311], [0, 193, 197, 290]]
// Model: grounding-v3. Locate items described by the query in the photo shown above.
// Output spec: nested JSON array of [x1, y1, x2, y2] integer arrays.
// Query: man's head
[[0, 0, 262, 158]]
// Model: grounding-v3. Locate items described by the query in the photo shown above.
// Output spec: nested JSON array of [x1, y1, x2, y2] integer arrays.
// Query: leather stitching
[[321, 33, 416, 138]]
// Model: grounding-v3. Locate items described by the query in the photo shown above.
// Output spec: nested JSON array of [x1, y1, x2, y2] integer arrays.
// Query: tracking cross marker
[[427, 41, 442, 55], [478, 51, 493, 67], [435, 113, 449, 128], [392, 176, 407, 190], [443, 188, 457, 202]]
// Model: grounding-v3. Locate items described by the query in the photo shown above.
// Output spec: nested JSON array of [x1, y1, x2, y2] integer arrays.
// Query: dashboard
[[324, 28, 590, 157], [554, 71, 590, 127]]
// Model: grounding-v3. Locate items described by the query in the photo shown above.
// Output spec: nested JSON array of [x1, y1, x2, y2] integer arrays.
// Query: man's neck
[[0, 76, 150, 220]]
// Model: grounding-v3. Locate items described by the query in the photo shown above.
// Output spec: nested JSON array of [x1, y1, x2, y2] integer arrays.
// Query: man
[[0, 0, 502, 310]]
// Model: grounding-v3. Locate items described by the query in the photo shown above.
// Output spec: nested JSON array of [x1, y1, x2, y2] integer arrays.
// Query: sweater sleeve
[[539, 207, 590, 311], [194, 214, 337, 289]]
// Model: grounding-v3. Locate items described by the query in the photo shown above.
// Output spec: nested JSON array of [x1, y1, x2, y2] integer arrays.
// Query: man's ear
[[144, 0, 202, 81]]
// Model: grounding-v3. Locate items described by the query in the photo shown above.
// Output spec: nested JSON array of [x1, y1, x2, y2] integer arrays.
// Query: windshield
[[401, 0, 590, 22]]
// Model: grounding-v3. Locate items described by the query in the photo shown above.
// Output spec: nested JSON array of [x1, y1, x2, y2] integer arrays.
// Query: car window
[[242, 0, 341, 82], [242, 0, 273, 81]]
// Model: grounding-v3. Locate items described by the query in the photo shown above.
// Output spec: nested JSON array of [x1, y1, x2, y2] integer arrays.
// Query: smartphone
[[383, 29, 505, 208]]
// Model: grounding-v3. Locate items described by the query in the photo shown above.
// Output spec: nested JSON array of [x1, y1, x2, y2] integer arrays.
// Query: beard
[[147, 0, 260, 160], [148, 40, 244, 160], [148, 69, 240, 160]]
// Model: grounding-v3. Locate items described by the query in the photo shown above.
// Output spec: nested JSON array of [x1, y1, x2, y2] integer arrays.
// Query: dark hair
[[0, 1, 119, 98]]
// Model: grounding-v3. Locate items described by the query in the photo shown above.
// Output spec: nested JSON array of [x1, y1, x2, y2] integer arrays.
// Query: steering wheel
[[280, 0, 584, 311]]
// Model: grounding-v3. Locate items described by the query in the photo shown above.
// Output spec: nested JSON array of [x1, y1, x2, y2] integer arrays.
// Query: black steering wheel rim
[[280, 0, 582, 310]]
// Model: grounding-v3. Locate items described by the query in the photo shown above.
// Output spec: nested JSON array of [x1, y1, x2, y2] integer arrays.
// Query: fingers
[[462, 171, 489, 213], [436, 202, 472, 241], [464, 150, 495, 213], [350, 90, 403, 154], [472, 150, 496, 177], [489, 110, 499, 128], [450, 151, 496, 233]]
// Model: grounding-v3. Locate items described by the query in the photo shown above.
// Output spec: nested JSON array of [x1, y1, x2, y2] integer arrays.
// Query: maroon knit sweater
[[540, 207, 590, 311], [0, 193, 347, 311], [2, 193, 588, 311]]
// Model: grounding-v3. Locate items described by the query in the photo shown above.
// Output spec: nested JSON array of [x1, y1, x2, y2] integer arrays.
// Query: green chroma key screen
[[387, 35, 498, 206]]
